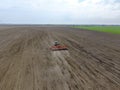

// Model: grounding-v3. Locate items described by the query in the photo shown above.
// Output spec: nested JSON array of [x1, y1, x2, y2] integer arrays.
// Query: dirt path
[[0, 26, 120, 90]]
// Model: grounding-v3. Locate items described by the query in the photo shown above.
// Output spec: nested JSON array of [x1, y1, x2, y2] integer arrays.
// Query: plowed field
[[0, 26, 120, 90]]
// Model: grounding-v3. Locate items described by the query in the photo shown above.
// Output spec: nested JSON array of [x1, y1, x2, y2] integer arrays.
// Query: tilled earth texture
[[0, 26, 120, 90]]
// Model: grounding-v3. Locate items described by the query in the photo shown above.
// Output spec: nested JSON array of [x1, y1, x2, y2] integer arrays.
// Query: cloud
[[0, 0, 120, 24]]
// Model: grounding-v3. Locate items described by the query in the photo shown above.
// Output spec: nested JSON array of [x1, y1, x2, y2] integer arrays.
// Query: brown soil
[[0, 26, 120, 90]]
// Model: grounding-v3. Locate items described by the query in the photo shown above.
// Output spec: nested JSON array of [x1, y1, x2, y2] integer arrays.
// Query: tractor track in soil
[[0, 26, 120, 90]]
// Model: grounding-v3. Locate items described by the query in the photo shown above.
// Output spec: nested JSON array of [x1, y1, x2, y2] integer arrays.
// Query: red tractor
[[51, 41, 68, 51]]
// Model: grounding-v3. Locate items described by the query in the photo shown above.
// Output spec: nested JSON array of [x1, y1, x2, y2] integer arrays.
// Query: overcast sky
[[0, 0, 120, 24]]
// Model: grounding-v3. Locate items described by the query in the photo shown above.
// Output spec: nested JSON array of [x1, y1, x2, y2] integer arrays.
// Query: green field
[[73, 26, 120, 34]]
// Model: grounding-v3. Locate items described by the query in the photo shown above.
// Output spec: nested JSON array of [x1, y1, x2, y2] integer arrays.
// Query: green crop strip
[[73, 26, 120, 34]]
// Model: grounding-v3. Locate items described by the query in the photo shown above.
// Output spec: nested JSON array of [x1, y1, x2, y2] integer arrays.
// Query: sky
[[0, 0, 120, 24]]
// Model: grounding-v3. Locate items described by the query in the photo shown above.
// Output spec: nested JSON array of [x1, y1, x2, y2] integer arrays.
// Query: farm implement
[[51, 41, 68, 51]]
